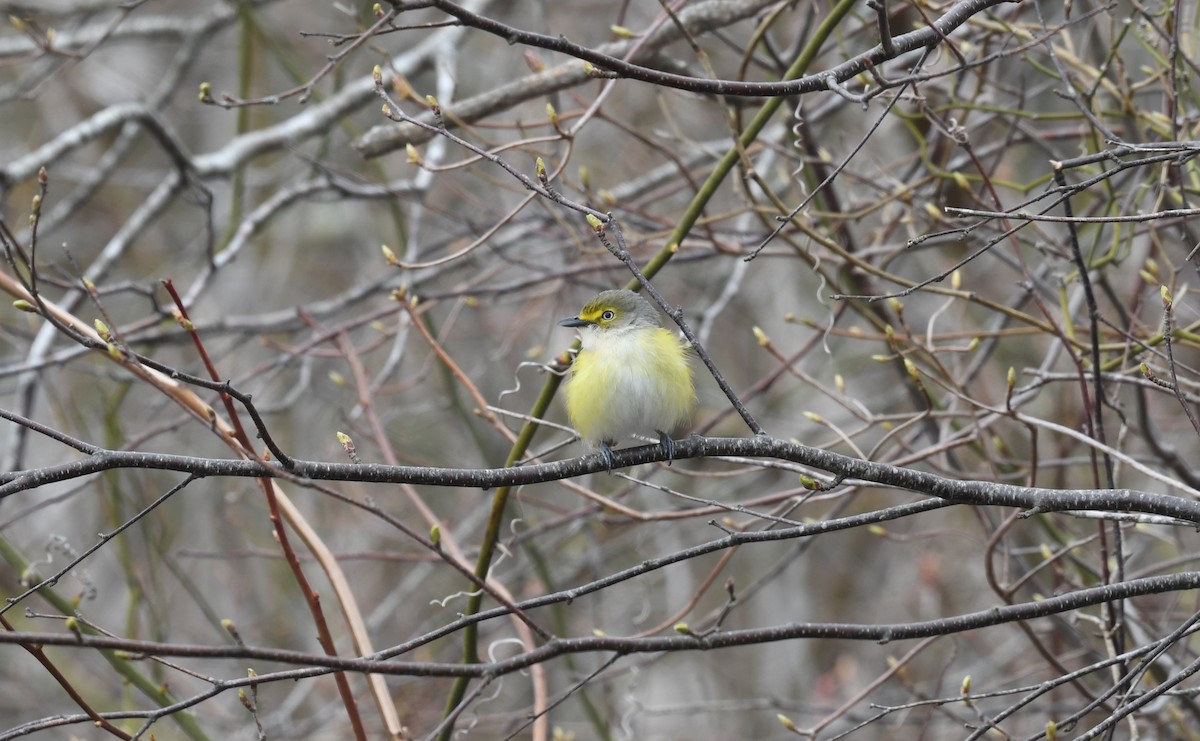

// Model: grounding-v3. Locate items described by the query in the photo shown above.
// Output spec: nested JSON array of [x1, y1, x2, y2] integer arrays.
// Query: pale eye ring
[[601, 310, 615, 321]]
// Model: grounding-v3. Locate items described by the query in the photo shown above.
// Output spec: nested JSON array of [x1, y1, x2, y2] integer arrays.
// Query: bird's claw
[[656, 430, 676, 465], [599, 441, 615, 472]]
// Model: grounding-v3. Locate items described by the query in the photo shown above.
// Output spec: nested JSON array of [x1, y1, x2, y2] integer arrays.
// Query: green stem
[[436, 0, 858, 736], [0, 537, 212, 741]]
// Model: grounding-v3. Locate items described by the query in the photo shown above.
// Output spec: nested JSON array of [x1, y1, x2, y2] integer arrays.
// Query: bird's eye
[[600, 310, 615, 321]]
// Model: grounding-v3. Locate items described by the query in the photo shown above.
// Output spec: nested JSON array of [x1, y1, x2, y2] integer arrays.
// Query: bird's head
[[559, 289, 661, 333]]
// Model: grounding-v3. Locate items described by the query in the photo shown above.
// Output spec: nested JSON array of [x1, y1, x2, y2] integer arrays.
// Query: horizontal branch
[[3, 435, 1197, 522], [426, 0, 1010, 97], [4, 571, 1198, 679], [357, 0, 772, 156]]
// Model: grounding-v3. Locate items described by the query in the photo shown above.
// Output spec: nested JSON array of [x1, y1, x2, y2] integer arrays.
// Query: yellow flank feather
[[559, 290, 695, 449]]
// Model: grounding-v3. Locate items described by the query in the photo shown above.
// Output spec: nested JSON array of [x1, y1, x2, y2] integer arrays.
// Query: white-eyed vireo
[[559, 289, 695, 468]]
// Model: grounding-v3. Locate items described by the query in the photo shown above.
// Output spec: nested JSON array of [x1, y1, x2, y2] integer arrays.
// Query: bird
[[558, 289, 695, 469]]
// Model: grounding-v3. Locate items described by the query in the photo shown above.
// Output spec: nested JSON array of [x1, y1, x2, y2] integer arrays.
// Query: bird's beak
[[559, 316, 591, 328]]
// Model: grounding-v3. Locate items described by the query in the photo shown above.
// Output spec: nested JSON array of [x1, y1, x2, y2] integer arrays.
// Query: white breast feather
[[579, 325, 688, 443]]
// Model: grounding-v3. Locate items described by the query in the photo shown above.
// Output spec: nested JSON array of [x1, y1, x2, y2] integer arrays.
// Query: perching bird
[[559, 289, 695, 468]]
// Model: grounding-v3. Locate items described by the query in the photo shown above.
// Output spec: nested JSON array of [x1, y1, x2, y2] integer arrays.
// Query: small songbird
[[559, 289, 695, 468]]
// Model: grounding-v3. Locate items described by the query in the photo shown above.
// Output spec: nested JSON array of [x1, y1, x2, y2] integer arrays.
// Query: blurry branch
[[1053, 163, 1114, 490], [0, 8, 236, 60], [0, 519, 212, 741], [0, 613, 134, 740], [181, 173, 420, 305], [750, 45, 929, 258], [204, 3, 401, 107], [840, 142, 1200, 303], [4, 570, 1200, 677], [0, 263, 299, 466], [187, 1, 477, 171], [158, 284, 372, 741], [0, 266, 249, 454], [419, 0, 1012, 95], [0, 102, 193, 193], [372, 72, 604, 218], [357, 0, 774, 156], [946, 206, 1200, 223], [0, 236, 382, 734], [1157, 288, 1200, 437], [1, 4, 475, 195], [359, 0, 1015, 156], [866, 628, 1200, 740], [3, 435, 1199, 519]]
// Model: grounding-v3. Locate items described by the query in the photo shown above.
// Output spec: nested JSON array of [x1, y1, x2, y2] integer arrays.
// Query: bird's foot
[[656, 430, 676, 465], [599, 441, 615, 472]]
